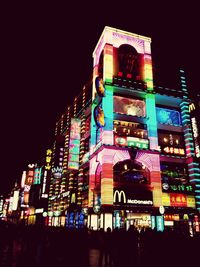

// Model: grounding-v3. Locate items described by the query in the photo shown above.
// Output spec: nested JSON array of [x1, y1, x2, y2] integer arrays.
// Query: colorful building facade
[[45, 27, 200, 233]]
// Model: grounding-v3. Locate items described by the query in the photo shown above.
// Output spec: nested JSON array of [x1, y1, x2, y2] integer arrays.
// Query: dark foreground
[[0, 222, 200, 267]]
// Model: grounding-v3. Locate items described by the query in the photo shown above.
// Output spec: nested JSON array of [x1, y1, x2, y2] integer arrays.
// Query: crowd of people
[[0, 221, 200, 267]]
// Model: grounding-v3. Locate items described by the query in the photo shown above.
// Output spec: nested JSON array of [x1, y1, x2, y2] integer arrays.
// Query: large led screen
[[114, 96, 146, 117], [156, 107, 181, 126]]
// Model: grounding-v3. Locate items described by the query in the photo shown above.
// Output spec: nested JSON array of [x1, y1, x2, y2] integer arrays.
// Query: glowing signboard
[[170, 193, 187, 207], [45, 149, 52, 170], [34, 167, 42, 184], [113, 188, 153, 206], [156, 107, 181, 126], [162, 183, 194, 194], [191, 117, 200, 158], [114, 135, 148, 149], [68, 118, 81, 170], [94, 105, 105, 127], [162, 146, 185, 155], [114, 96, 146, 117], [95, 76, 105, 97]]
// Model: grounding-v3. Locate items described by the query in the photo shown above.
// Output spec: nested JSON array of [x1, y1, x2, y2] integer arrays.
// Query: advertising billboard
[[162, 193, 195, 208], [156, 107, 181, 126], [114, 96, 146, 117], [94, 105, 105, 127], [113, 188, 153, 206], [68, 118, 81, 170], [190, 111, 200, 158], [114, 135, 148, 149]]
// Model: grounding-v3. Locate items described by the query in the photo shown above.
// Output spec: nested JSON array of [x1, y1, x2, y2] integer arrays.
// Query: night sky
[[1, 3, 199, 195]]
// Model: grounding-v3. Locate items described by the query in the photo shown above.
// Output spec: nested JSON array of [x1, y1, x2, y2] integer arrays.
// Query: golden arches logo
[[189, 103, 195, 112], [114, 190, 126, 203]]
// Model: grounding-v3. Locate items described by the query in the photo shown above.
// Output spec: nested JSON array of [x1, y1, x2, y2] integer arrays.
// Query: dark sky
[[1, 3, 199, 195]]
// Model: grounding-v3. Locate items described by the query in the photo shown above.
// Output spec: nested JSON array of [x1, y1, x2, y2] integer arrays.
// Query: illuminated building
[[47, 26, 200, 233], [16, 161, 51, 225], [47, 84, 92, 227]]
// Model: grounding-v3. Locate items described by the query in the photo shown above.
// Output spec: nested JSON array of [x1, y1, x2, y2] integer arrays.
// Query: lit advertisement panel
[[69, 139, 80, 154], [114, 135, 148, 149], [170, 194, 187, 207], [25, 169, 34, 186], [114, 136, 127, 146], [45, 149, 52, 170], [70, 118, 81, 139], [190, 107, 200, 157], [114, 96, 146, 117], [162, 183, 194, 195], [68, 154, 79, 162], [12, 191, 19, 211], [187, 196, 196, 208], [156, 107, 181, 126], [113, 188, 153, 206], [162, 193, 194, 207], [68, 118, 81, 170], [127, 137, 148, 149], [34, 167, 42, 185], [94, 105, 105, 128], [95, 76, 105, 97], [162, 146, 185, 156]]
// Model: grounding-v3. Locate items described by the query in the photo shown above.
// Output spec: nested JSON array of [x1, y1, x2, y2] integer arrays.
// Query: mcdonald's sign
[[113, 190, 126, 204], [189, 103, 195, 113]]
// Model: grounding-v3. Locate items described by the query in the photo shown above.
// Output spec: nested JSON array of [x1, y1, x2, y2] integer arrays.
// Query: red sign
[[114, 135, 127, 146], [170, 194, 187, 207]]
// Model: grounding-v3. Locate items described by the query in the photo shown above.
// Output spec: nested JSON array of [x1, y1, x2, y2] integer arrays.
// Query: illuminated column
[[90, 102, 97, 154], [103, 44, 113, 83], [144, 41, 153, 92], [79, 88, 86, 162], [102, 84, 114, 146], [188, 160, 200, 211], [150, 171, 162, 207], [180, 100, 195, 157], [77, 168, 83, 206], [180, 69, 189, 99], [92, 62, 100, 100], [179, 69, 195, 157], [88, 156, 99, 207], [60, 107, 71, 212], [68, 172, 74, 191], [145, 94, 158, 150], [101, 154, 114, 206], [136, 152, 162, 207], [77, 88, 86, 206], [62, 106, 71, 175]]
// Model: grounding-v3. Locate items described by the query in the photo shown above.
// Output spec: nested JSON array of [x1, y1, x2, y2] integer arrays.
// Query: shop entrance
[[126, 213, 151, 231]]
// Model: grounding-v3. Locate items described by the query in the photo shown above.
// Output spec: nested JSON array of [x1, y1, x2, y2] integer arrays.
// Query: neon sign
[[170, 194, 187, 207], [156, 107, 181, 126], [191, 117, 200, 158], [68, 118, 81, 170], [113, 188, 153, 206], [114, 135, 148, 149], [162, 183, 193, 194], [162, 146, 185, 155], [45, 149, 52, 170]]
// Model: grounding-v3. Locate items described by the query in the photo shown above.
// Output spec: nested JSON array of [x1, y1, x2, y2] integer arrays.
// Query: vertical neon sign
[[68, 118, 81, 170]]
